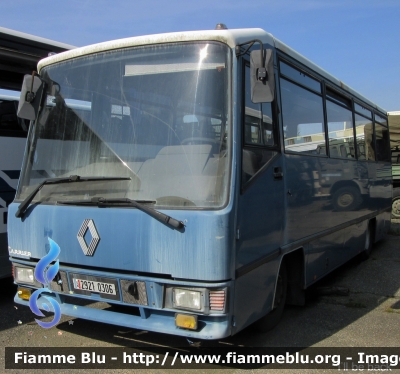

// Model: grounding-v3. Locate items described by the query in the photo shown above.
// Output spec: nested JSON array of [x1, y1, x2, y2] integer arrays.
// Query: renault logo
[[77, 219, 100, 256]]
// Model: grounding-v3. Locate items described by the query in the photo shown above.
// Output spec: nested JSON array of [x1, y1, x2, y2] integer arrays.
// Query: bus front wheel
[[252, 261, 287, 332]]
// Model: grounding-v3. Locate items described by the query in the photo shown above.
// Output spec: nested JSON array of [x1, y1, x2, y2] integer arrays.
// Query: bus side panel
[[284, 154, 388, 241], [285, 153, 391, 287], [305, 231, 343, 286], [372, 162, 392, 241], [305, 221, 366, 287], [343, 220, 368, 258]]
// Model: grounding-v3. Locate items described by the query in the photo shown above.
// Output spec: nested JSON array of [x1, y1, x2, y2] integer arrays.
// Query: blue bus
[[0, 27, 73, 279], [9, 26, 391, 339]]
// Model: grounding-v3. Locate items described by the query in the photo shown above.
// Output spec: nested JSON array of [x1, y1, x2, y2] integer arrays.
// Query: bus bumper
[[14, 291, 232, 340]]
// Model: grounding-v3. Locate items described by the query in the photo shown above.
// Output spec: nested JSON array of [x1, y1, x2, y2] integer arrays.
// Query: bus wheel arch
[[284, 249, 306, 306], [252, 259, 288, 332], [251, 249, 305, 333]]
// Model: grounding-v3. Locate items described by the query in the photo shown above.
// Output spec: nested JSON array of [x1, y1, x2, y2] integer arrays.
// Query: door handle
[[273, 167, 283, 180]]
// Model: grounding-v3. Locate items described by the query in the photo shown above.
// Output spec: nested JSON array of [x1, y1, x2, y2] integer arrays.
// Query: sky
[[1, 0, 399, 111]]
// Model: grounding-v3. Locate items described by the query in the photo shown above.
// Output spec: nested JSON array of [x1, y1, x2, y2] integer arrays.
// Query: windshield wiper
[[15, 175, 131, 218], [58, 197, 185, 230]]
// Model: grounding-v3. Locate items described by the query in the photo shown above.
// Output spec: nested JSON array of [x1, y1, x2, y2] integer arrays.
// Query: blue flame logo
[[28, 238, 62, 328]]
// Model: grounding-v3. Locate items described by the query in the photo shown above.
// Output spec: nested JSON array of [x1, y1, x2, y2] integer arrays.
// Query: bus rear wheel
[[252, 261, 287, 332]]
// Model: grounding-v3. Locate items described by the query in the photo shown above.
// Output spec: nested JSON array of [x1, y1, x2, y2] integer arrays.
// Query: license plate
[[73, 278, 116, 295]]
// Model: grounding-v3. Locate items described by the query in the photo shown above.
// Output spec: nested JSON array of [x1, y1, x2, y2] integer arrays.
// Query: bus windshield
[[16, 42, 231, 209]]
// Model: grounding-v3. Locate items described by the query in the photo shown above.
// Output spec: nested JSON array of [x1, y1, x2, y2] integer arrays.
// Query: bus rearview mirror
[[17, 74, 44, 121], [250, 49, 275, 103]]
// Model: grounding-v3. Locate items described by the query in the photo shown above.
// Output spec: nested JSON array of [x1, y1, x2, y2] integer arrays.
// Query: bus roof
[[37, 27, 386, 114], [0, 26, 75, 91]]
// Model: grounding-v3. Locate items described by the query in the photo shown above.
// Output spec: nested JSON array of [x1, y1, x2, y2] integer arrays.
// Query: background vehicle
[[311, 138, 368, 211], [0, 27, 73, 278], [10, 26, 391, 339], [388, 111, 400, 218]]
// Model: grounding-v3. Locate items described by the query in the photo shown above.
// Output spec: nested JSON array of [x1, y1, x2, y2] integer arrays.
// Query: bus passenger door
[[232, 63, 285, 333]]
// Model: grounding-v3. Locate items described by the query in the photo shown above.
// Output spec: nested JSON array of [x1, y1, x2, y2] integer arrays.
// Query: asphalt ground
[[1, 230, 399, 374]]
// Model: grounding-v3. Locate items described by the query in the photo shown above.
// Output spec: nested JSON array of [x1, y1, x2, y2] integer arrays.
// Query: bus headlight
[[15, 267, 35, 284], [173, 288, 201, 310]]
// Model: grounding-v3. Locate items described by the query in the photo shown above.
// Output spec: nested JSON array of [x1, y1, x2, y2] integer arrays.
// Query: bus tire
[[362, 222, 374, 260], [332, 186, 361, 211], [252, 261, 287, 332]]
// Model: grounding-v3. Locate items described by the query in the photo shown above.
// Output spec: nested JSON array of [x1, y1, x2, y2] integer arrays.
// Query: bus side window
[[325, 91, 354, 159], [242, 64, 277, 186], [354, 113, 374, 161], [280, 78, 325, 154]]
